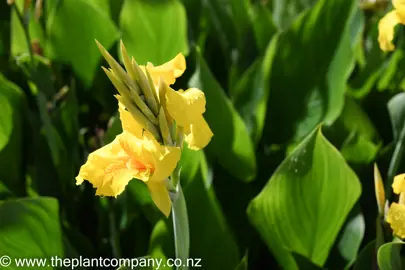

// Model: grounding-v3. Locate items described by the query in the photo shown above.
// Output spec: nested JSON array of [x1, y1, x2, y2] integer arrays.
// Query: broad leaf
[[189, 50, 256, 182], [0, 73, 24, 195], [46, 0, 119, 85], [0, 197, 63, 269], [262, 0, 364, 144], [247, 126, 361, 267], [378, 241, 405, 270], [119, 0, 189, 65]]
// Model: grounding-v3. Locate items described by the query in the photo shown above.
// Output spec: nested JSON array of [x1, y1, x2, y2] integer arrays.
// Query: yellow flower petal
[[119, 102, 144, 138], [394, 0, 405, 17], [76, 137, 135, 197], [117, 131, 181, 216], [144, 53, 186, 86], [146, 181, 172, 217], [185, 116, 214, 150], [378, 11, 401, 52], [166, 87, 213, 150], [393, 173, 405, 194], [387, 202, 405, 238]]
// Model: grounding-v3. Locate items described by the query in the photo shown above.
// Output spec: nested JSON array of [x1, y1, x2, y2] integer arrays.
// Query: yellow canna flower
[[387, 201, 405, 238], [378, 0, 405, 51], [393, 173, 405, 194], [165, 87, 213, 150], [76, 130, 181, 217], [141, 53, 186, 86]]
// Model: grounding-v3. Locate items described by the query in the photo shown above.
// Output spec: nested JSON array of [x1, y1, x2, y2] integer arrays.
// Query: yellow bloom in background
[[76, 131, 181, 217], [387, 202, 405, 238], [387, 173, 405, 238], [166, 88, 213, 150], [393, 173, 405, 194], [378, 0, 405, 51]]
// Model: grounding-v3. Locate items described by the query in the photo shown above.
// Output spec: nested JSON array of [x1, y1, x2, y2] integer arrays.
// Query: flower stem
[[171, 183, 189, 270]]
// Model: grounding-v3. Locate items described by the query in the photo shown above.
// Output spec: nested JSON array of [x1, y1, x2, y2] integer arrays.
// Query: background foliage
[[1, 0, 405, 269]]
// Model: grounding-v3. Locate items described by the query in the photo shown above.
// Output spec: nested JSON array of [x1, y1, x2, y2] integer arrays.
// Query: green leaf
[[10, 0, 44, 56], [189, 50, 256, 182], [0, 197, 63, 269], [377, 242, 405, 270], [46, 0, 119, 85], [272, 0, 317, 30], [336, 213, 365, 268], [388, 92, 405, 142], [341, 133, 380, 164], [119, 0, 189, 65], [184, 151, 240, 270], [203, 0, 237, 56], [353, 240, 376, 270], [231, 59, 266, 144], [262, 0, 364, 144], [247, 126, 361, 267], [251, 4, 277, 52], [0, 73, 24, 195]]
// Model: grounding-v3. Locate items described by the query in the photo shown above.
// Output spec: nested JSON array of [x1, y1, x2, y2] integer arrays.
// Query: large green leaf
[[0, 197, 63, 269], [46, 0, 119, 85], [247, 127, 361, 267], [119, 0, 189, 65], [0, 73, 24, 195], [377, 242, 405, 270], [262, 0, 364, 144], [189, 50, 256, 182]]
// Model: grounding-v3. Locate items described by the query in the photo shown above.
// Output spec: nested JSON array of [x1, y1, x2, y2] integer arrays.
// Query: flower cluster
[[387, 174, 405, 238], [378, 0, 405, 51], [76, 41, 213, 217]]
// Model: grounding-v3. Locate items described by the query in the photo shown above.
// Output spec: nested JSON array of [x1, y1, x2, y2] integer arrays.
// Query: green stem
[[12, 3, 35, 66], [171, 183, 189, 270], [386, 124, 405, 200]]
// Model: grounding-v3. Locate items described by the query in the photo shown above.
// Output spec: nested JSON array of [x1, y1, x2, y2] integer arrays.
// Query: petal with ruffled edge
[[378, 11, 402, 51], [387, 202, 405, 238], [185, 116, 214, 150], [166, 87, 212, 150], [393, 173, 405, 194], [144, 53, 186, 85], [76, 137, 134, 197]]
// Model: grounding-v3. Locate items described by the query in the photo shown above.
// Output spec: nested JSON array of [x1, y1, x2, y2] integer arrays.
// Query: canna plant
[[76, 40, 213, 261]]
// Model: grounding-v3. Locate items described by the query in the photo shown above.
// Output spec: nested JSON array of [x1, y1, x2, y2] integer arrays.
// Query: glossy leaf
[[0, 197, 63, 268], [119, 0, 189, 65], [247, 127, 361, 267], [46, 0, 119, 85], [0, 73, 24, 195], [262, 0, 364, 144], [377, 241, 405, 270], [189, 50, 256, 182]]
